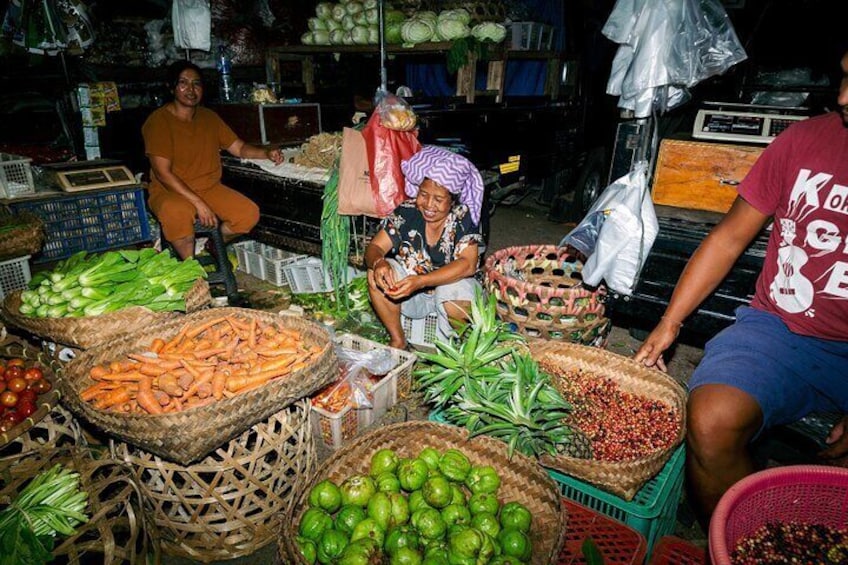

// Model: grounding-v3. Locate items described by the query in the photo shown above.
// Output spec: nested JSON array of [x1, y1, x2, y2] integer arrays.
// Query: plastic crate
[[282, 256, 361, 294], [310, 334, 415, 450], [9, 188, 150, 262], [261, 246, 306, 287], [401, 312, 439, 349], [558, 498, 648, 565], [548, 444, 686, 557], [0, 153, 35, 199], [0, 255, 31, 299], [648, 536, 705, 565]]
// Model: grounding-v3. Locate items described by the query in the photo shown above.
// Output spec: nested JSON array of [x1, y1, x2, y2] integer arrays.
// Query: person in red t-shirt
[[142, 61, 283, 259], [635, 51, 848, 526]]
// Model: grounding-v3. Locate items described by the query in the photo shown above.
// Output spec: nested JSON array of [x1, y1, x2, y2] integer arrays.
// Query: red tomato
[[3, 411, 22, 425], [6, 377, 26, 394], [30, 379, 52, 395], [0, 390, 17, 407], [16, 401, 35, 418], [0, 418, 14, 433], [5, 366, 23, 381], [24, 367, 43, 382], [6, 358, 25, 368], [0, 380, 5, 394], [18, 389, 37, 404]]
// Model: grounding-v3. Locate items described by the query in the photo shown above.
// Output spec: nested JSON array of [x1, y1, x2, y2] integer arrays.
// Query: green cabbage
[[436, 18, 470, 41], [342, 30, 354, 45], [308, 17, 328, 31], [401, 18, 435, 45], [331, 4, 347, 21], [385, 9, 405, 24], [313, 30, 331, 45], [351, 25, 369, 44], [329, 29, 346, 44], [345, 1, 364, 15], [354, 11, 368, 25], [471, 21, 507, 43], [342, 14, 356, 30], [438, 8, 471, 25], [365, 8, 378, 25], [386, 22, 403, 44], [316, 3, 333, 20], [325, 18, 341, 31], [416, 11, 438, 24], [368, 27, 379, 44], [363, 0, 377, 9], [301, 32, 315, 45]]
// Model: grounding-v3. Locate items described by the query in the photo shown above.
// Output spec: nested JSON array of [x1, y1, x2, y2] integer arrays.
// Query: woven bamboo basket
[[484, 245, 610, 345], [1, 277, 212, 349], [0, 334, 64, 449], [530, 341, 687, 501], [280, 421, 567, 565], [115, 399, 315, 563], [0, 209, 44, 260], [57, 308, 336, 465], [0, 445, 158, 564]]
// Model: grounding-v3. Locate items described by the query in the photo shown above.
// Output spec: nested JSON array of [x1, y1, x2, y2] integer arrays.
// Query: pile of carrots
[[80, 315, 327, 414]]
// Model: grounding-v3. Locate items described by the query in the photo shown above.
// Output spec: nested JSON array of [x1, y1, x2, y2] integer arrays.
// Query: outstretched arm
[[634, 197, 770, 370], [226, 139, 283, 164]]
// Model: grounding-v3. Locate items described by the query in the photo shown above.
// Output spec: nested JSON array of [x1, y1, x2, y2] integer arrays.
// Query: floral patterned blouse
[[380, 201, 484, 276]]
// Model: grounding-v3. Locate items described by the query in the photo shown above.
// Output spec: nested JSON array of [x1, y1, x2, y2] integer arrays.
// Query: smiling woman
[[364, 146, 486, 349]]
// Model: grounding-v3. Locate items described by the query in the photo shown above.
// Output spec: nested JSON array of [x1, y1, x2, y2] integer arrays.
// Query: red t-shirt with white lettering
[[738, 111, 848, 342]]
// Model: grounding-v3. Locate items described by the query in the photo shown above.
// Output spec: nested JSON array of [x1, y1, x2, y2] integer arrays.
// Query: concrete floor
[[165, 195, 710, 564]]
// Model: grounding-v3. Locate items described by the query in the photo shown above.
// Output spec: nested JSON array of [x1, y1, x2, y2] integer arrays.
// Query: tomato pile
[[0, 358, 52, 433]]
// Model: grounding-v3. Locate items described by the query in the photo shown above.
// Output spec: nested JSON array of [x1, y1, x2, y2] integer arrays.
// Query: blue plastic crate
[[428, 409, 685, 557], [10, 188, 151, 262]]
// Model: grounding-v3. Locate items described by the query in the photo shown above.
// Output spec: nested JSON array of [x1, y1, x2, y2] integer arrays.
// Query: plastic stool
[[191, 221, 239, 303]]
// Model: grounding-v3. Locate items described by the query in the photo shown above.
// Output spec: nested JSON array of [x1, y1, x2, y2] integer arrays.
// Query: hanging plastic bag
[[172, 0, 211, 51], [362, 92, 422, 216], [311, 345, 396, 412], [571, 161, 658, 296]]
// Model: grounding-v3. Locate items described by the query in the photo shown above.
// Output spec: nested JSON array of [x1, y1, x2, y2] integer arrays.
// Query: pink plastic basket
[[709, 465, 848, 565]]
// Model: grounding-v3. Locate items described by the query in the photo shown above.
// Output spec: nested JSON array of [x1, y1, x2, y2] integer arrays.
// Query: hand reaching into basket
[[633, 316, 682, 372], [820, 415, 848, 461]]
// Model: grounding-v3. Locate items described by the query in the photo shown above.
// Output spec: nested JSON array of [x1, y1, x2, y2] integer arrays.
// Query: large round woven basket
[[530, 341, 687, 501], [484, 245, 610, 345], [0, 209, 44, 260], [280, 420, 567, 565], [1, 277, 212, 349], [0, 445, 158, 565], [115, 399, 315, 563], [709, 465, 848, 565], [58, 308, 336, 465]]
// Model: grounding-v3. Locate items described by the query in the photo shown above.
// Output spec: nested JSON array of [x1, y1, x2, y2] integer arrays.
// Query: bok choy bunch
[[20, 248, 207, 318]]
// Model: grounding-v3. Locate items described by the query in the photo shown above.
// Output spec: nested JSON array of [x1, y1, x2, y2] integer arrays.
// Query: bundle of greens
[[416, 292, 590, 459], [20, 248, 207, 318], [321, 162, 354, 312], [0, 464, 89, 565]]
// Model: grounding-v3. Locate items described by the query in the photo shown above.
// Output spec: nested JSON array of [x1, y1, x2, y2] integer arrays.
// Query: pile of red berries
[[0, 358, 52, 433], [731, 521, 848, 564]]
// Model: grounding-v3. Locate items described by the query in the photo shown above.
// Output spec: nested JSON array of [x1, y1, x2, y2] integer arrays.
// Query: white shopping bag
[[172, 0, 211, 51]]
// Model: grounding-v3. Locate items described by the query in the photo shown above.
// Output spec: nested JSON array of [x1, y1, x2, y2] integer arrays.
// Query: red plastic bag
[[362, 110, 421, 216]]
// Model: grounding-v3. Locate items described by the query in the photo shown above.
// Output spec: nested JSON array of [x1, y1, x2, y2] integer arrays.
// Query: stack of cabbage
[[302, 2, 507, 47]]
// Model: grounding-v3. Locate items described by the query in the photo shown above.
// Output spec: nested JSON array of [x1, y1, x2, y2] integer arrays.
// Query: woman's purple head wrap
[[401, 145, 484, 225]]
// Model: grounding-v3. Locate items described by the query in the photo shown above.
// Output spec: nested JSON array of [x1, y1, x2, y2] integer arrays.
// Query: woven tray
[[484, 245, 609, 344], [280, 420, 567, 565], [1, 277, 211, 349], [58, 308, 336, 465], [531, 341, 687, 501], [0, 209, 44, 260], [0, 335, 63, 449], [0, 445, 158, 564], [115, 400, 314, 563]]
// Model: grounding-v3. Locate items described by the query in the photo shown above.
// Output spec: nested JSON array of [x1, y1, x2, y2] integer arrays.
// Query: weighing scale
[[43, 160, 137, 192], [693, 101, 810, 144]]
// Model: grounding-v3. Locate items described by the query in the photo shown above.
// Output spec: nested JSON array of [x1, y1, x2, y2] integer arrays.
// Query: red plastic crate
[[558, 498, 648, 564], [649, 536, 706, 565]]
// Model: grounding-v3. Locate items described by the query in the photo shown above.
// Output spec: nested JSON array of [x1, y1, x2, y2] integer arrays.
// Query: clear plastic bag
[[172, 0, 211, 51], [375, 91, 418, 132], [313, 345, 396, 412], [560, 209, 610, 257]]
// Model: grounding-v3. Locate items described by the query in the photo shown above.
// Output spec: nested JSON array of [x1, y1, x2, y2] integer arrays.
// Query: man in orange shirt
[[142, 60, 283, 259]]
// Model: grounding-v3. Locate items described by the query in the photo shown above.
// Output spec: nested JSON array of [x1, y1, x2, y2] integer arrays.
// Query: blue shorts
[[689, 306, 848, 433]]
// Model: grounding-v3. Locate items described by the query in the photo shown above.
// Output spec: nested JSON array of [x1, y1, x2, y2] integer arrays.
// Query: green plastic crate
[[428, 409, 685, 557], [548, 444, 685, 557]]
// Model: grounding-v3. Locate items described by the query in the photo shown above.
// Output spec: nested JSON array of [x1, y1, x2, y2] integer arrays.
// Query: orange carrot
[[150, 338, 166, 354], [211, 371, 228, 400], [158, 373, 183, 397], [153, 390, 170, 406], [185, 316, 230, 340], [196, 382, 212, 399], [94, 387, 132, 410], [81, 382, 113, 401], [226, 366, 294, 392], [177, 372, 194, 391], [89, 365, 110, 380], [98, 370, 144, 382], [139, 363, 167, 377], [137, 377, 163, 415]]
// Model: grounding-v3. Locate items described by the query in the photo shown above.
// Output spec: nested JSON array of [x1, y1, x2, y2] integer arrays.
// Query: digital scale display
[[693, 103, 809, 145]]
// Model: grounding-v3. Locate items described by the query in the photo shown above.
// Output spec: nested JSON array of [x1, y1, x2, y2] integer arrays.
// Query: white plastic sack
[[172, 0, 211, 51], [603, 0, 747, 117], [563, 162, 658, 296]]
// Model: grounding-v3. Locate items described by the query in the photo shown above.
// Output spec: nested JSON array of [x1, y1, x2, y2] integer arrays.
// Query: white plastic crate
[[508, 22, 555, 51], [401, 312, 439, 349], [0, 153, 36, 199], [282, 256, 362, 294], [232, 240, 262, 274], [310, 334, 416, 450], [0, 255, 31, 299], [261, 247, 306, 287]]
